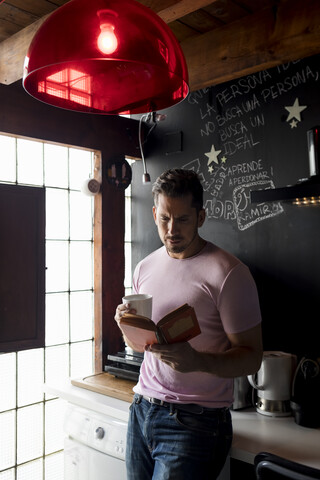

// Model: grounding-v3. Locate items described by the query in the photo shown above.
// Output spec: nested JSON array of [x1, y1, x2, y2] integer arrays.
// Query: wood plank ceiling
[[1, 0, 320, 92]]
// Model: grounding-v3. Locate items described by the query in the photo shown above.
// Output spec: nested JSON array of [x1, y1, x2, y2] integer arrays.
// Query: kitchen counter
[[231, 410, 320, 468], [46, 373, 320, 470], [70, 372, 134, 402], [45, 373, 132, 422]]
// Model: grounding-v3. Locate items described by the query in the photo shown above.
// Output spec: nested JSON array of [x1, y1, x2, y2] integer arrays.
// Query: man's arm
[[146, 323, 263, 377]]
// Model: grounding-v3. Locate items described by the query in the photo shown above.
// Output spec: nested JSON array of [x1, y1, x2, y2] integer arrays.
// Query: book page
[[158, 303, 189, 325], [160, 306, 201, 343], [166, 315, 194, 340]]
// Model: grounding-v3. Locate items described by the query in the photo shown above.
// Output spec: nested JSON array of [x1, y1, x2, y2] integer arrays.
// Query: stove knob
[[95, 427, 105, 440]]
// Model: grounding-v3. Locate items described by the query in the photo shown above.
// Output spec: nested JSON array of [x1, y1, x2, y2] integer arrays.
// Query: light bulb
[[97, 24, 118, 54]]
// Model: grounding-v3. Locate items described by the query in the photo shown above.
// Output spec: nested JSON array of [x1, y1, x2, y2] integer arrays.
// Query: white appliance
[[64, 403, 127, 479], [63, 400, 231, 480], [247, 351, 297, 417]]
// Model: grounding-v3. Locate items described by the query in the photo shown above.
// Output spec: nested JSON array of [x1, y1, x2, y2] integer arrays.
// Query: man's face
[[152, 193, 205, 259]]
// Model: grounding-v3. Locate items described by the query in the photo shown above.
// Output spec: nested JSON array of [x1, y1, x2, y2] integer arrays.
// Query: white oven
[[64, 403, 127, 480]]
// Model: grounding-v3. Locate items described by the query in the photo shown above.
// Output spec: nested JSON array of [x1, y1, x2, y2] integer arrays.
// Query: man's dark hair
[[152, 169, 203, 212]]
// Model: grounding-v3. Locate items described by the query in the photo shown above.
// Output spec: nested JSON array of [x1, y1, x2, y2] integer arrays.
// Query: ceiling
[[1, 0, 320, 92]]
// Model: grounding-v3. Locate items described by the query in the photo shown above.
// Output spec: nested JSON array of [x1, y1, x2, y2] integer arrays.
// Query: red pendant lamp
[[22, 0, 189, 115]]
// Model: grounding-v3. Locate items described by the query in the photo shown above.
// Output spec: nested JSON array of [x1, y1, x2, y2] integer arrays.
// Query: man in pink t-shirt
[[115, 169, 262, 480]]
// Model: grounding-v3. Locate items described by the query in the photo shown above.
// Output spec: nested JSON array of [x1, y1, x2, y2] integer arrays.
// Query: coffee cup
[[122, 293, 152, 318]]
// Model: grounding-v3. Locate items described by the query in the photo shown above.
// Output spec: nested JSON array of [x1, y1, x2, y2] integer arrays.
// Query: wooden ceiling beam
[[182, 0, 320, 91], [0, 0, 215, 86], [1, 0, 320, 92], [157, 0, 217, 23], [0, 14, 50, 85]]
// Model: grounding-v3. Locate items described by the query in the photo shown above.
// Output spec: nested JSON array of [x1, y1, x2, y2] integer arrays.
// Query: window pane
[[0, 411, 16, 470], [17, 139, 43, 186], [45, 399, 66, 454], [70, 341, 93, 378], [17, 349, 44, 407], [46, 188, 69, 239], [46, 240, 69, 292], [17, 405, 43, 464], [45, 293, 69, 346], [45, 452, 64, 480], [44, 143, 68, 188], [45, 345, 70, 389], [124, 241, 132, 289], [17, 458, 43, 480], [125, 195, 131, 242], [0, 469, 15, 480], [0, 353, 16, 412], [70, 291, 93, 342], [69, 241, 93, 291], [0, 135, 16, 182], [69, 148, 92, 190], [70, 190, 93, 240]]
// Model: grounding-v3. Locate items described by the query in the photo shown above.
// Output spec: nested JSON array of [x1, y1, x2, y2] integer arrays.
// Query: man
[[115, 169, 262, 480]]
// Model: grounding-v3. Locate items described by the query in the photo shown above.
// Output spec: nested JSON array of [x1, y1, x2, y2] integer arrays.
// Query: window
[[0, 133, 97, 479], [124, 159, 134, 296]]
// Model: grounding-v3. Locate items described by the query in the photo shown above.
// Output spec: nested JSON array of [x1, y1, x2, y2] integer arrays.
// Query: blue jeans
[[126, 394, 233, 480]]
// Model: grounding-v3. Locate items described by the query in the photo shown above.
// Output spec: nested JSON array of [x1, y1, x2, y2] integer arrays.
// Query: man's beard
[[164, 229, 198, 254], [166, 242, 185, 254]]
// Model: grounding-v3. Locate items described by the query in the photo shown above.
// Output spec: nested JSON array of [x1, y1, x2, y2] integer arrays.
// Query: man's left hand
[[145, 342, 200, 373]]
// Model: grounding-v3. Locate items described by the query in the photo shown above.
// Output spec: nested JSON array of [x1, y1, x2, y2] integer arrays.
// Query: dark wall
[[131, 54, 320, 358], [0, 80, 140, 155]]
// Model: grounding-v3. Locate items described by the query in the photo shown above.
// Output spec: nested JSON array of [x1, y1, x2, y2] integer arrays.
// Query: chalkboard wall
[[131, 54, 320, 357]]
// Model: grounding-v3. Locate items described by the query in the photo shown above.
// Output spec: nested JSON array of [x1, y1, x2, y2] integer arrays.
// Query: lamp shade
[[22, 0, 189, 115]]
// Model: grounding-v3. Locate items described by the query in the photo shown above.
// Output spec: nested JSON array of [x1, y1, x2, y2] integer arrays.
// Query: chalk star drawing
[[285, 97, 307, 122], [208, 165, 214, 174], [205, 144, 221, 166], [290, 119, 298, 129], [221, 156, 227, 163]]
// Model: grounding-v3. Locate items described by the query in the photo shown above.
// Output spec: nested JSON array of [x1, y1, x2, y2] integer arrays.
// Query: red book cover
[[119, 304, 200, 349]]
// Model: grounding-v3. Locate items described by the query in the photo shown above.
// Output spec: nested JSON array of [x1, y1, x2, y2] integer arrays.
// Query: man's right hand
[[114, 303, 137, 326], [114, 303, 145, 353]]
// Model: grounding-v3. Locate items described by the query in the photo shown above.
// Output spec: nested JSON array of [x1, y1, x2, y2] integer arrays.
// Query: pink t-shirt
[[132, 241, 262, 408]]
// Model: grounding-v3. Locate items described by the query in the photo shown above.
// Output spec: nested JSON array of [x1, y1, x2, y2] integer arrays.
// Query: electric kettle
[[247, 351, 297, 416]]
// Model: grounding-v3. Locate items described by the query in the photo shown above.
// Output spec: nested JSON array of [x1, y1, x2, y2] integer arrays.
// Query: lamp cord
[[138, 113, 164, 181], [138, 113, 152, 175]]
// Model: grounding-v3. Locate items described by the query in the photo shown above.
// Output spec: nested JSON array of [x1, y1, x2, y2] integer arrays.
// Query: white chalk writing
[[188, 58, 320, 230], [261, 66, 318, 102], [232, 182, 283, 231]]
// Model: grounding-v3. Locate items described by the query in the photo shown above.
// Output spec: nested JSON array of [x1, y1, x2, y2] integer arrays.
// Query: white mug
[[122, 294, 152, 318]]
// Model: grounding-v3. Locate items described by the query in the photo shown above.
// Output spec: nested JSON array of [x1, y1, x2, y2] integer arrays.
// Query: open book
[[119, 303, 201, 349]]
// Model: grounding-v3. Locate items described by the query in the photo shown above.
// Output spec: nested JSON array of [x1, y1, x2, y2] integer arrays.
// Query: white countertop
[[45, 380, 130, 422], [231, 410, 320, 468], [47, 379, 320, 470]]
